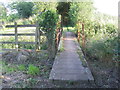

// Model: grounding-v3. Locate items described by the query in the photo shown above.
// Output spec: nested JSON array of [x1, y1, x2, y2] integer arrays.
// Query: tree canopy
[[0, 3, 7, 22], [9, 2, 34, 18]]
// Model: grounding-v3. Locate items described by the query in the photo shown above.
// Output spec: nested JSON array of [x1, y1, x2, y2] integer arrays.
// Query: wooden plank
[[2, 49, 16, 51], [0, 34, 15, 36], [18, 33, 35, 36], [18, 42, 36, 44], [2, 49, 47, 51], [0, 42, 16, 44], [0, 42, 36, 44], [6, 24, 36, 28], [2, 49, 35, 51], [0, 33, 44, 36]]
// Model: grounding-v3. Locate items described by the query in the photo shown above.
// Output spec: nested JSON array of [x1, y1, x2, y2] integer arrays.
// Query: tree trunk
[[47, 30, 56, 61]]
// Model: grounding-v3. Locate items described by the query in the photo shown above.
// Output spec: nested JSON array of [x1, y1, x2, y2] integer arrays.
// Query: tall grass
[[84, 25, 118, 63]]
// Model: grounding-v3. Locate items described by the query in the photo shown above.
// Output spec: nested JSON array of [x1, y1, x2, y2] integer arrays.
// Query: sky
[[0, 0, 119, 16], [93, 0, 119, 16]]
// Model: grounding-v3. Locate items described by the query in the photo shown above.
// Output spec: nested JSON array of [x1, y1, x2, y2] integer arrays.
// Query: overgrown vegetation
[[38, 10, 59, 60], [69, 2, 118, 64]]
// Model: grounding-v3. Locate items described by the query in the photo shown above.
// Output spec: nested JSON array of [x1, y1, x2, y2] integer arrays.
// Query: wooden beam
[[0, 42, 16, 44], [0, 33, 45, 36], [6, 24, 36, 28], [0, 42, 36, 44], [18, 33, 35, 36], [0, 34, 15, 36]]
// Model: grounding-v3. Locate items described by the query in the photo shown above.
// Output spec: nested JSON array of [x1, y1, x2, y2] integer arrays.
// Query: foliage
[[33, 2, 57, 15], [2, 62, 17, 73], [37, 10, 59, 60], [105, 23, 117, 35], [9, 2, 34, 18], [86, 35, 118, 61], [57, 2, 70, 26], [7, 13, 19, 22], [27, 64, 40, 76], [84, 21, 118, 62], [69, 2, 94, 26], [18, 64, 26, 71], [38, 10, 58, 32], [68, 1, 118, 63], [0, 3, 7, 22]]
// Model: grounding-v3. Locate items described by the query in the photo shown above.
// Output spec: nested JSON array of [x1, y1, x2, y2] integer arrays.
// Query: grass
[[18, 65, 26, 71], [85, 33, 118, 62], [77, 50, 88, 67], [27, 64, 40, 76], [1, 59, 40, 76], [63, 27, 75, 36], [2, 64, 18, 73], [59, 37, 64, 52]]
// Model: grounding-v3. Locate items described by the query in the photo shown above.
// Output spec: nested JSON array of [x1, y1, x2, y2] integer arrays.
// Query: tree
[[33, 2, 57, 15], [57, 2, 70, 26], [69, 2, 94, 26], [9, 2, 34, 18], [7, 13, 19, 22], [0, 3, 7, 22], [38, 10, 59, 60]]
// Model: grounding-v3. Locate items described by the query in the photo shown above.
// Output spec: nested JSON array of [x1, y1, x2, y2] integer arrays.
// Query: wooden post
[[15, 22, 18, 51], [77, 22, 80, 43], [35, 22, 39, 51], [82, 23, 85, 48], [77, 30, 80, 43], [38, 28, 41, 50]]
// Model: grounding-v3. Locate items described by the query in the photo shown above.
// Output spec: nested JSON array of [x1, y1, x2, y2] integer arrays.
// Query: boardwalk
[[49, 32, 94, 81]]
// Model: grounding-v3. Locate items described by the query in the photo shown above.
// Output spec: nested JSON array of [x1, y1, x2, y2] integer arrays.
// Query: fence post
[[77, 30, 80, 43], [38, 28, 41, 50], [15, 22, 18, 51], [82, 24, 85, 48], [35, 22, 39, 51]]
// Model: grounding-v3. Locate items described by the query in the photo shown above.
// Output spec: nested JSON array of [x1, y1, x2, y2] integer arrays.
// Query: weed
[[18, 65, 26, 71], [27, 64, 40, 76], [4, 66, 17, 73]]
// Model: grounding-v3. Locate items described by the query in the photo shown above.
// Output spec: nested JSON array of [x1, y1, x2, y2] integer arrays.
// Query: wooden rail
[[55, 27, 63, 51], [1, 21, 62, 57], [0, 33, 35, 36], [0, 22, 42, 51], [77, 22, 85, 48], [0, 42, 36, 44], [6, 24, 36, 28]]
